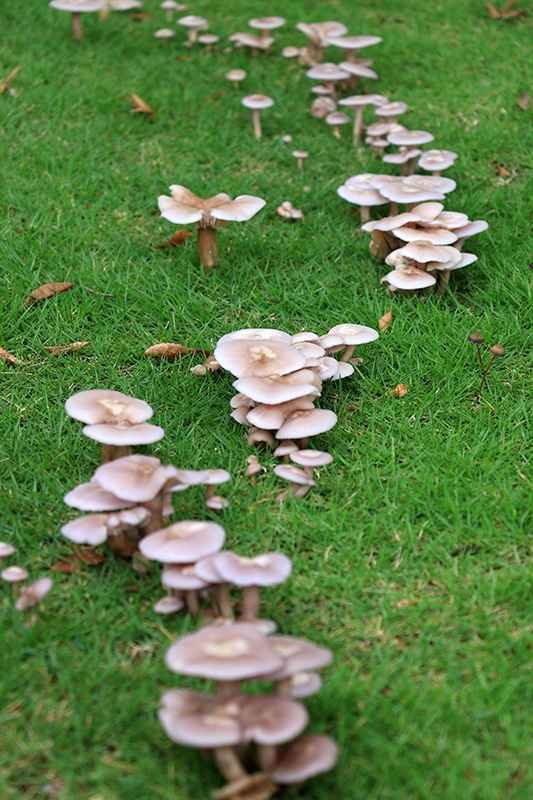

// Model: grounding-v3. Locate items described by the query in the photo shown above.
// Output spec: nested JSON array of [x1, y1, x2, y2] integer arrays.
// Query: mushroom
[[289, 449, 333, 480], [270, 735, 339, 785], [375, 101, 409, 124], [214, 338, 307, 379], [264, 635, 333, 697], [338, 60, 378, 91], [154, 594, 185, 614], [305, 63, 349, 100], [275, 408, 337, 449], [325, 111, 351, 140], [197, 33, 219, 51], [202, 469, 231, 510], [241, 94, 274, 139], [381, 266, 436, 294], [177, 14, 208, 45], [325, 34, 382, 63], [240, 695, 308, 772], [206, 551, 292, 619], [158, 185, 266, 271], [418, 148, 458, 176], [311, 96, 337, 120], [337, 183, 387, 224], [296, 21, 348, 64], [274, 464, 316, 497], [276, 201, 304, 221], [160, 1, 186, 23], [229, 32, 274, 55], [248, 16, 286, 39], [1, 565, 29, 597], [161, 563, 211, 615], [338, 95, 378, 144], [49, 0, 103, 42], [292, 150, 308, 170], [15, 578, 53, 621], [225, 69, 246, 90], [0, 542, 16, 569], [139, 520, 226, 565]]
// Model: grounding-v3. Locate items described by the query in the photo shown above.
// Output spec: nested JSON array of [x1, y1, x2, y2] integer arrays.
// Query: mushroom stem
[[273, 677, 292, 698], [165, 8, 172, 22], [185, 590, 200, 615], [339, 344, 356, 363], [332, 124, 341, 140], [232, 80, 239, 90], [214, 747, 248, 782], [241, 585, 260, 619], [476, 356, 498, 402], [353, 107, 364, 145], [107, 525, 142, 558], [71, 11, 84, 41], [252, 109, 262, 139], [437, 270, 451, 296], [388, 202, 399, 216], [197, 227, 219, 271], [142, 494, 164, 533], [218, 582, 233, 618], [297, 157, 304, 170], [256, 744, 278, 772], [216, 680, 242, 703], [101, 444, 133, 464], [360, 206, 371, 223], [297, 437, 309, 449]]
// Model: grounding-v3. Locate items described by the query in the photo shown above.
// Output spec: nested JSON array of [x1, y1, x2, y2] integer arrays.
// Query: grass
[[1, 0, 532, 798]]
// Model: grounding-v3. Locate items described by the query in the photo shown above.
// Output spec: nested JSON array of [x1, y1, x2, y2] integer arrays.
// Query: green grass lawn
[[1, 0, 532, 798]]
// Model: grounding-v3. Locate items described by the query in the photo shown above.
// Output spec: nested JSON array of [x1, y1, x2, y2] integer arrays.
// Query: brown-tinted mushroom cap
[[164, 623, 283, 680], [270, 735, 339, 784], [139, 521, 225, 564], [82, 421, 165, 446], [15, 578, 53, 610], [210, 552, 293, 587], [214, 338, 307, 379], [65, 389, 153, 425], [275, 409, 337, 440]]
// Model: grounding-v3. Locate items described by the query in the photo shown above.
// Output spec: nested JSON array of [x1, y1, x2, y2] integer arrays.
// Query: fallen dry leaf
[[495, 164, 512, 177], [379, 308, 392, 332], [44, 341, 90, 356], [51, 557, 82, 574], [0, 347, 23, 365], [518, 91, 531, 110], [24, 282, 74, 305], [486, 0, 527, 17], [154, 230, 192, 249], [144, 342, 212, 361], [0, 66, 23, 95], [131, 12, 154, 19], [486, 2, 501, 17], [391, 383, 409, 398], [125, 92, 156, 117], [73, 548, 106, 566]]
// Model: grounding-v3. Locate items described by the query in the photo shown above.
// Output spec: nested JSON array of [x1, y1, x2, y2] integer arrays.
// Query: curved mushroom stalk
[[198, 227, 219, 271]]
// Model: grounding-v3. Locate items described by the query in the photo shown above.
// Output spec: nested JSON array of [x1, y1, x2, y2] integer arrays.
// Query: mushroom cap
[[214, 338, 307, 379], [306, 63, 350, 82], [328, 323, 380, 345], [49, 0, 103, 10], [375, 101, 408, 117], [383, 149, 422, 166], [202, 468, 231, 486], [205, 495, 230, 511], [225, 68, 246, 82], [140, 521, 225, 564], [393, 225, 458, 245], [273, 440, 299, 457], [325, 111, 351, 126], [312, 356, 341, 380], [290, 449, 333, 467], [271, 735, 339, 784], [15, 578, 53, 610], [246, 397, 316, 430], [441, 252, 478, 271], [337, 185, 385, 207], [296, 20, 348, 45], [282, 46, 301, 58], [338, 61, 378, 79], [248, 16, 286, 31], [361, 211, 421, 232], [339, 94, 378, 108], [289, 671, 323, 699], [344, 173, 380, 190], [217, 328, 292, 347], [241, 94, 274, 110], [162, 563, 210, 591], [0, 542, 16, 558], [230, 32, 274, 50], [177, 14, 208, 28], [418, 149, 458, 170], [210, 195, 266, 223], [292, 150, 309, 159], [266, 635, 333, 679], [65, 389, 153, 425], [94, 455, 181, 502], [241, 696, 308, 745], [311, 97, 337, 119], [1, 565, 29, 583], [160, 706, 242, 749], [366, 122, 391, 138], [154, 28, 176, 38], [378, 181, 445, 205], [64, 481, 134, 512], [274, 464, 316, 486], [450, 219, 489, 239], [82, 421, 165, 446], [209, 551, 293, 587], [387, 129, 434, 147], [154, 595, 185, 614], [233, 371, 319, 405], [326, 34, 382, 49], [387, 240, 461, 265], [275, 408, 337, 440], [61, 513, 110, 545], [383, 267, 436, 290], [164, 623, 283, 680], [197, 33, 219, 44], [404, 174, 456, 194]]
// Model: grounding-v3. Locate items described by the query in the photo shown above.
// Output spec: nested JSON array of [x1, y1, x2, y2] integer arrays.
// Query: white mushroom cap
[[246, 397, 316, 430], [326, 34, 382, 50], [94, 455, 181, 503], [0, 543, 16, 558], [339, 94, 379, 108], [205, 495, 230, 511], [404, 174, 457, 194], [140, 520, 225, 563], [306, 63, 350, 82], [290, 449, 333, 467], [289, 671, 323, 698], [296, 21, 348, 46], [274, 464, 316, 486], [233, 371, 320, 405], [383, 267, 436, 290], [344, 173, 380, 190], [418, 149, 458, 171], [197, 33, 219, 45], [337, 185, 386, 207], [449, 220, 489, 239], [1, 565, 29, 583], [164, 623, 283, 680], [365, 122, 391, 138], [361, 211, 421, 232], [154, 28, 176, 38], [154, 595, 185, 614], [61, 513, 110, 545], [65, 389, 153, 425], [64, 481, 134, 511], [282, 46, 301, 58], [325, 111, 351, 128], [210, 552, 293, 587], [49, 0, 103, 10], [383, 150, 422, 166], [273, 440, 299, 457], [162, 563, 210, 591], [375, 101, 408, 117], [217, 328, 292, 346], [266, 635, 333, 679], [386, 241, 461, 265], [225, 68, 246, 82], [328, 323, 380, 345], [311, 97, 337, 119], [241, 94, 274, 110], [378, 181, 445, 205], [230, 32, 274, 50], [388, 129, 435, 147], [393, 225, 458, 245], [311, 356, 340, 380], [271, 735, 339, 784], [338, 61, 378, 79], [276, 408, 337, 440], [82, 421, 165, 446], [15, 578, 53, 610], [214, 338, 307, 379], [248, 16, 286, 31], [177, 14, 208, 28]]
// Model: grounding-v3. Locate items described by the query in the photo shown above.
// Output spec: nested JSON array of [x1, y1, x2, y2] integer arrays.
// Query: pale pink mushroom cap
[[344, 173, 380, 189], [82, 421, 165, 446], [387, 129, 435, 147], [154, 28, 176, 39], [214, 338, 307, 379], [225, 68, 246, 83], [325, 111, 351, 127], [393, 225, 458, 245], [328, 323, 380, 345], [296, 21, 348, 46], [274, 464, 317, 487], [337, 185, 386, 207], [0, 543, 16, 558], [242, 696, 308, 745], [49, 0, 103, 10], [64, 481, 134, 511], [61, 513, 110, 545], [154, 595, 185, 614], [338, 61, 378, 79], [94, 455, 181, 503], [1, 566, 29, 583], [271, 735, 339, 784], [404, 174, 457, 194], [290, 449, 333, 467], [15, 578, 53, 610], [209, 551, 293, 587], [160, 707, 241, 749], [217, 328, 292, 346], [162, 563, 210, 591], [65, 389, 153, 425], [382, 267, 436, 290], [234, 371, 319, 405], [164, 623, 283, 680], [361, 211, 421, 232], [139, 520, 225, 563], [418, 149, 458, 171], [248, 16, 286, 32], [241, 94, 274, 110], [306, 63, 350, 82], [386, 241, 461, 266], [378, 181, 445, 205], [451, 220, 489, 239], [289, 671, 323, 698], [326, 34, 382, 50], [275, 408, 337, 440], [265, 635, 333, 679], [246, 397, 316, 430], [375, 101, 408, 118]]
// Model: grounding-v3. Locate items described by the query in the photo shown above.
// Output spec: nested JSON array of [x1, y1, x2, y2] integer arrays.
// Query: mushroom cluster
[[212, 325, 379, 497], [159, 620, 338, 798], [1, 542, 53, 625]]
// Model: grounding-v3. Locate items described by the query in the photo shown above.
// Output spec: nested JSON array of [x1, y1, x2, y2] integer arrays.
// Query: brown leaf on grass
[[518, 92, 531, 110], [0, 347, 23, 365], [0, 66, 23, 95], [24, 282, 74, 305], [379, 308, 392, 332], [51, 557, 82, 574], [153, 230, 192, 249], [125, 92, 156, 117], [44, 341, 90, 356], [144, 343, 213, 361], [73, 548, 106, 565], [131, 12, 154, 19], [391, 383, 409, 398], [486, 2, 501, 18], [495, 164, 512, 177]]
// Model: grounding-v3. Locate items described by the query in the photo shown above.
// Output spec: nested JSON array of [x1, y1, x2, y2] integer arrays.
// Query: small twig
[[81, 285, 115, 298]]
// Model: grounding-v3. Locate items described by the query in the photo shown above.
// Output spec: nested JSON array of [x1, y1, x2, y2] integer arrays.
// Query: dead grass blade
[[44, 342, 90, 356], [0, 66, 23, 95], [125, 92, 156, 117]]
